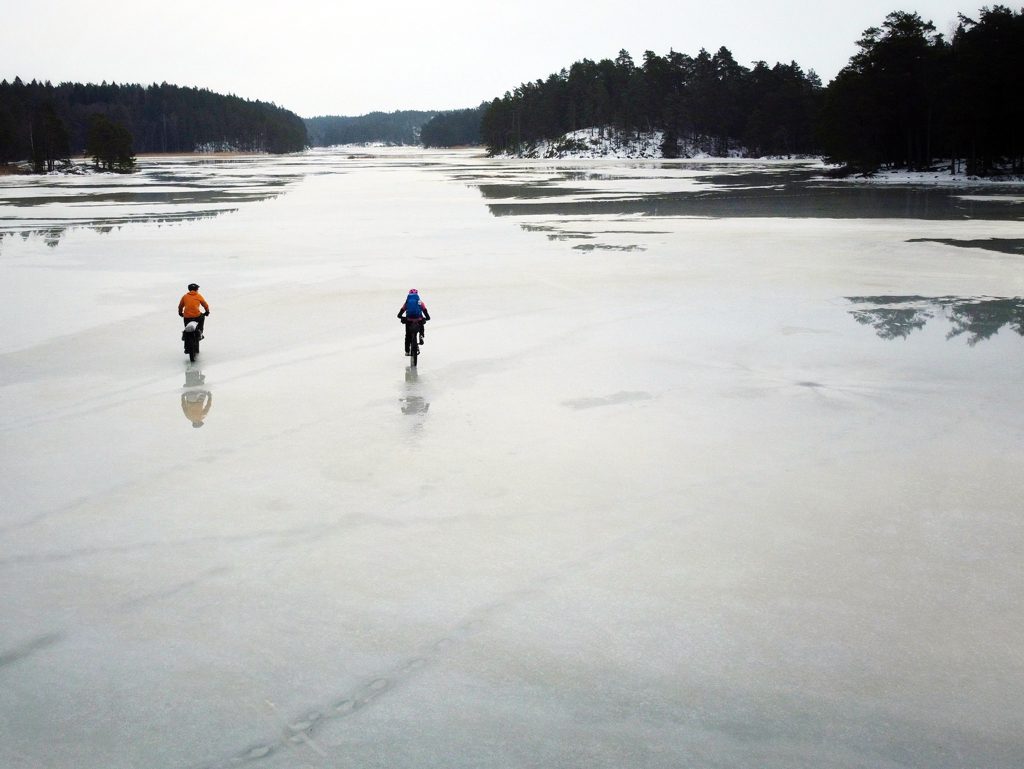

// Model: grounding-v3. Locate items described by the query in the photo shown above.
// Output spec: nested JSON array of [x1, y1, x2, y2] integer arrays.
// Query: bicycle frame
[[404, 319, 423, 366]]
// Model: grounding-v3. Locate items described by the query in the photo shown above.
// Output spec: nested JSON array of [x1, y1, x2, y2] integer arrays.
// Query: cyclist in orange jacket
[[178, 283, 210, 336]]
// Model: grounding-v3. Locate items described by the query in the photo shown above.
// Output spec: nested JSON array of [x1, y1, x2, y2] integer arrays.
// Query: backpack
[[405, 294, 423, 319]]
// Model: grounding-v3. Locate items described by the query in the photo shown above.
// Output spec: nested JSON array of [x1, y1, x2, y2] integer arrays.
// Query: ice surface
[[1, 148, 1023, 769]]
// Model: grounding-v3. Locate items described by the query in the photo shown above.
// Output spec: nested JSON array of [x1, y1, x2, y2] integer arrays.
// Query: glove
[[178, 311, 184, 317], [204, 310, 210, 316]]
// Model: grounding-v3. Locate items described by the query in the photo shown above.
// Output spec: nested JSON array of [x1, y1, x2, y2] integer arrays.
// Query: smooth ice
[[1, 149, 1023, 769]]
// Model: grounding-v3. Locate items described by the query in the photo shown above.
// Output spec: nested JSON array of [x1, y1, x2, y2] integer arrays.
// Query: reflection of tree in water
[[1, 230, 62, 249], [906, 237, 1024, 256], [0, 165, 298, 253], [0, 209, 235, 253], [851, 306, 933, 339], [946, 298, 1024, 346], [847, 296, 1024, 344]]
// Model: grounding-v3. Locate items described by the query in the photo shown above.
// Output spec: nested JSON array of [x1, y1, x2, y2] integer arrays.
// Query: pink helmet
[[408, 288, 418, 294]]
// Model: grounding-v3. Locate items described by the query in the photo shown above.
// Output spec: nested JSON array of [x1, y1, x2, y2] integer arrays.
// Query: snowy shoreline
[[7, 140, 1023, 188], [824, 166, 1024, 188], [496, 127, 1024, 187]]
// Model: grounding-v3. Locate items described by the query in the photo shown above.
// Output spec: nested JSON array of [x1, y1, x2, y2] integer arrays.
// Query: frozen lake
[[1, 148, 1023, 769]]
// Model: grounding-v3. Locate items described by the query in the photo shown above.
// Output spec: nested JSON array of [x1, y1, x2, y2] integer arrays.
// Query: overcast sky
[[5, 0, 972, 117]]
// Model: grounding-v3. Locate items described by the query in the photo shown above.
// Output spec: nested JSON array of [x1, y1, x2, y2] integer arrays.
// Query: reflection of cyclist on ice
[[401, 367, 430, 416], [181, 390, 212, 428], [397, 288, 430, 356]]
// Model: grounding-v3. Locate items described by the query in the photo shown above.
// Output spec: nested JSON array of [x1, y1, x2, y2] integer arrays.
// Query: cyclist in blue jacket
[[397, 289, 430, 355]]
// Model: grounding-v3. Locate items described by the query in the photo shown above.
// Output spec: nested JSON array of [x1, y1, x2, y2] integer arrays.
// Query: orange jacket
[[178, 291, 209, 318], [181, 392, 212, 424]]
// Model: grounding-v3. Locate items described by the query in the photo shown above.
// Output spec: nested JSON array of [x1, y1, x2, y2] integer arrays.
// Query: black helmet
[[187, 283, 199, 290]]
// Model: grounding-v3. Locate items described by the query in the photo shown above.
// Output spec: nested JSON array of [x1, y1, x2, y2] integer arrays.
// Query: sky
[[4, 0, 973, 118]]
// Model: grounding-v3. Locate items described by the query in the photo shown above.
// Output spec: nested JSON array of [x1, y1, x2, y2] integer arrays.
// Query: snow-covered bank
[[823, 165, 1024, 187], [501, 127, 750, 160], [503, 129, 1024, 190]]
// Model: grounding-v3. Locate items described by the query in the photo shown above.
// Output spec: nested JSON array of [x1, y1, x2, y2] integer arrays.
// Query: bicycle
[[182, 317, 206, 363], [402, 318, 424, 367]]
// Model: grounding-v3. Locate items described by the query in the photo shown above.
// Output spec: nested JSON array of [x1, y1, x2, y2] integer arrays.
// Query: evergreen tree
[[0, 79, 307, 162], [420, 106, 485, 147], [86, 113, 136, 171], [479, 44, 822, 157], [305, 111, 436, 146], [820, 12, 948, 170], [0, 78, 31, 163], [0, 105, 19, 164], [31, 102, 70, 172], [948, 6, 1024, 174]]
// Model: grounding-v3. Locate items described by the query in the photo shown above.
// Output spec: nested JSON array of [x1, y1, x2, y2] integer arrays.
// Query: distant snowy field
[[1, 148, 1023, 769]]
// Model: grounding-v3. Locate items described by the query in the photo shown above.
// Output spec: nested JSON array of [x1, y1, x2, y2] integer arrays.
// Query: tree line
[[304, 108, 484, 149], [0, 78, 308, 170], [305, 111, 437, 146], [821, 6, 1023, 174], [481, 47, 823, 158], [480, 6, 1023, 174], [420, 106, 485, 147]]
